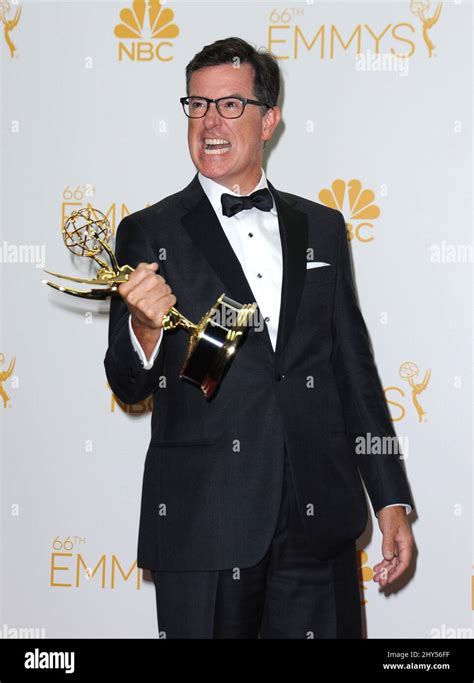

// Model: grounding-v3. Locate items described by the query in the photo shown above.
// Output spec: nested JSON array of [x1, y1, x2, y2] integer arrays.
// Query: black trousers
[[151, 454, 363, 638]]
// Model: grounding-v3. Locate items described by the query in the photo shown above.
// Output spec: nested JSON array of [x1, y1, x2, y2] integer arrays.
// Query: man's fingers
[[382, 533, 396, 562], [372, 509, 414, 587], [373, 558, 392, 572], [373, 557, 396, 579], [153, 294, 178, 324], [385, 558, 408, 584], [373, 539, 413, 586], [132, 261, 160, 278], [387, 540, 413, 582], [127, 275, 169, 304], [130, 290, 177, 323], [131, 294, 177, 329], [116, 257, 175, 329], [118, 262, 161, 296], [132, 293, 176, 318], [375, 556, 406, 586], [132, 261, 159, 272]]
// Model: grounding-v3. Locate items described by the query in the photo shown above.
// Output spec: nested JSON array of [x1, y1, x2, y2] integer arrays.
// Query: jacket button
[[276, 373, 285, 382]]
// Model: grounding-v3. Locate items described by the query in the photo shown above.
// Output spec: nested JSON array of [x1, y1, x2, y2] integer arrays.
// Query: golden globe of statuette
[[43, 207, 257, 399]]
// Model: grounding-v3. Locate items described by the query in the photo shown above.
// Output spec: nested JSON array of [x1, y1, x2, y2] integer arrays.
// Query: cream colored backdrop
[[1, 0, 472, 638]]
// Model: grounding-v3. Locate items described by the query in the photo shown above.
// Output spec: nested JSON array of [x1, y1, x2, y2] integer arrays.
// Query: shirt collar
[[198, 168, 277, 216]]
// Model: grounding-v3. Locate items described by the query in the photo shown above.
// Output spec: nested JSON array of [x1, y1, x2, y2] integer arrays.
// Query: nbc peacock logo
[[114, 0, 179, 62], [319, 179, 380, 243]]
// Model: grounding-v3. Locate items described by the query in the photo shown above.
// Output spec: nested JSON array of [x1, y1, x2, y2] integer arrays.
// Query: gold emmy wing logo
[[410, 1, 443, 58], [0, 0, 21, 59], [358, 550, 374, 604], [399, 361, 431, 423], [114, 0, 179, 61], [318, 179, 380, 243], [0, 353, 15, 408]]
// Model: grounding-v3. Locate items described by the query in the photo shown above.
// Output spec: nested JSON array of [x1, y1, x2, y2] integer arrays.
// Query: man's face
[[186, 63, 280, 193]]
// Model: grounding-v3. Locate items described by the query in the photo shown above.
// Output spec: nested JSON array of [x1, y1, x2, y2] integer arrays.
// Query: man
[[105, 37, 415, 639]]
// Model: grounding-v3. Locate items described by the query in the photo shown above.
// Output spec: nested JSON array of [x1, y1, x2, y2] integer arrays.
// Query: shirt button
[[275, 373, 286, 382], [257, 273, 263, 278], [265, 316, 270, 323], [248, 232, 253, 238]]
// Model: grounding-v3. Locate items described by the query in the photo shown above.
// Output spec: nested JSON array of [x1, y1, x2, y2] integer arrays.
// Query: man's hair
[[185, 37, 280, 110]]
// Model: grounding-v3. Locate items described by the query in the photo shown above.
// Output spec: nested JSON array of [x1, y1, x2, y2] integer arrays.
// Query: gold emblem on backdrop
[[114, 0, 179, 61], [0, 0, 21, 59], [358, 550, 374, 605], [385, 362, 432, 424], [318, 179, 380, 243], [107, 383, 153, 414], [410, 1, 443, 57], [0, 353, 15, 408], [399, 362, 431, 423]]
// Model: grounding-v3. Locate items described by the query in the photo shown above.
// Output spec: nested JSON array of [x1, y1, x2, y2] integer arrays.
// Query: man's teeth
[[204, 138, 230, 145], [204, 138, 232, 155]]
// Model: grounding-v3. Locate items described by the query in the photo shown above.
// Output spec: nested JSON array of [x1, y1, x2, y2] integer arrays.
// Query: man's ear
[[262, 106, 281, 142]]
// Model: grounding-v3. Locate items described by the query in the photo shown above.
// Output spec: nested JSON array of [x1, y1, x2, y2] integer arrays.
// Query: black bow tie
[[221, 188, 274, 218]]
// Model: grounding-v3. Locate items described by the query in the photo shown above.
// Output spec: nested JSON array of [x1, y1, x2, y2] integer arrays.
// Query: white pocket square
[[306, 261, 331, 269]]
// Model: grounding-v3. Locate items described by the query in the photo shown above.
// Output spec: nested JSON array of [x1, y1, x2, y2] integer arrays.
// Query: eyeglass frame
[[180, 95, 272, 119]]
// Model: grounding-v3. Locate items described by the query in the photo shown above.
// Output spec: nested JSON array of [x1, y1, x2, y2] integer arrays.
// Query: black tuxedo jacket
[[104, 173, 414, 571]]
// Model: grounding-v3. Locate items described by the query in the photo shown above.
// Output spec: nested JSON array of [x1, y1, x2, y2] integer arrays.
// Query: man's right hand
[[117, 262, 177, 359]]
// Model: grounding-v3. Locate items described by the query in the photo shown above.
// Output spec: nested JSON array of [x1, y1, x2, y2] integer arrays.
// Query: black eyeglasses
[[180, 96, 272, 119]]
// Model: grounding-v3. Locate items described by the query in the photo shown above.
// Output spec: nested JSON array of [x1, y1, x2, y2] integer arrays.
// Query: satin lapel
[[268, 181, 309, 364], [179, 174, 274, 353]]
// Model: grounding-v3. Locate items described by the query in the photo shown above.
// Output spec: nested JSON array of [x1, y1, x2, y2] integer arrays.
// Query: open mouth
[[203, 138, 232, 155]]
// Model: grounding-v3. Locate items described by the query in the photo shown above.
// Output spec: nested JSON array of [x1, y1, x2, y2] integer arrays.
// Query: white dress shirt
[[127, 168, 411, 516], [129, 167, 282, 362]]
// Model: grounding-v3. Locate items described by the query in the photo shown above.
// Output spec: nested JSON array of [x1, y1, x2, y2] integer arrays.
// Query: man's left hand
[[373, 506, 414, 587]]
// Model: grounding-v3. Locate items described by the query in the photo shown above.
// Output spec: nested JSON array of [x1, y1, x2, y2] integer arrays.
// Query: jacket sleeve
[[331, 210, 415, 515], [104, 213, 165, 404]]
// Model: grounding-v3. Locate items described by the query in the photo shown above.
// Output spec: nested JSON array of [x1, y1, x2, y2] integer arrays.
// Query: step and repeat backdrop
[[1, 0, 472, 638]]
